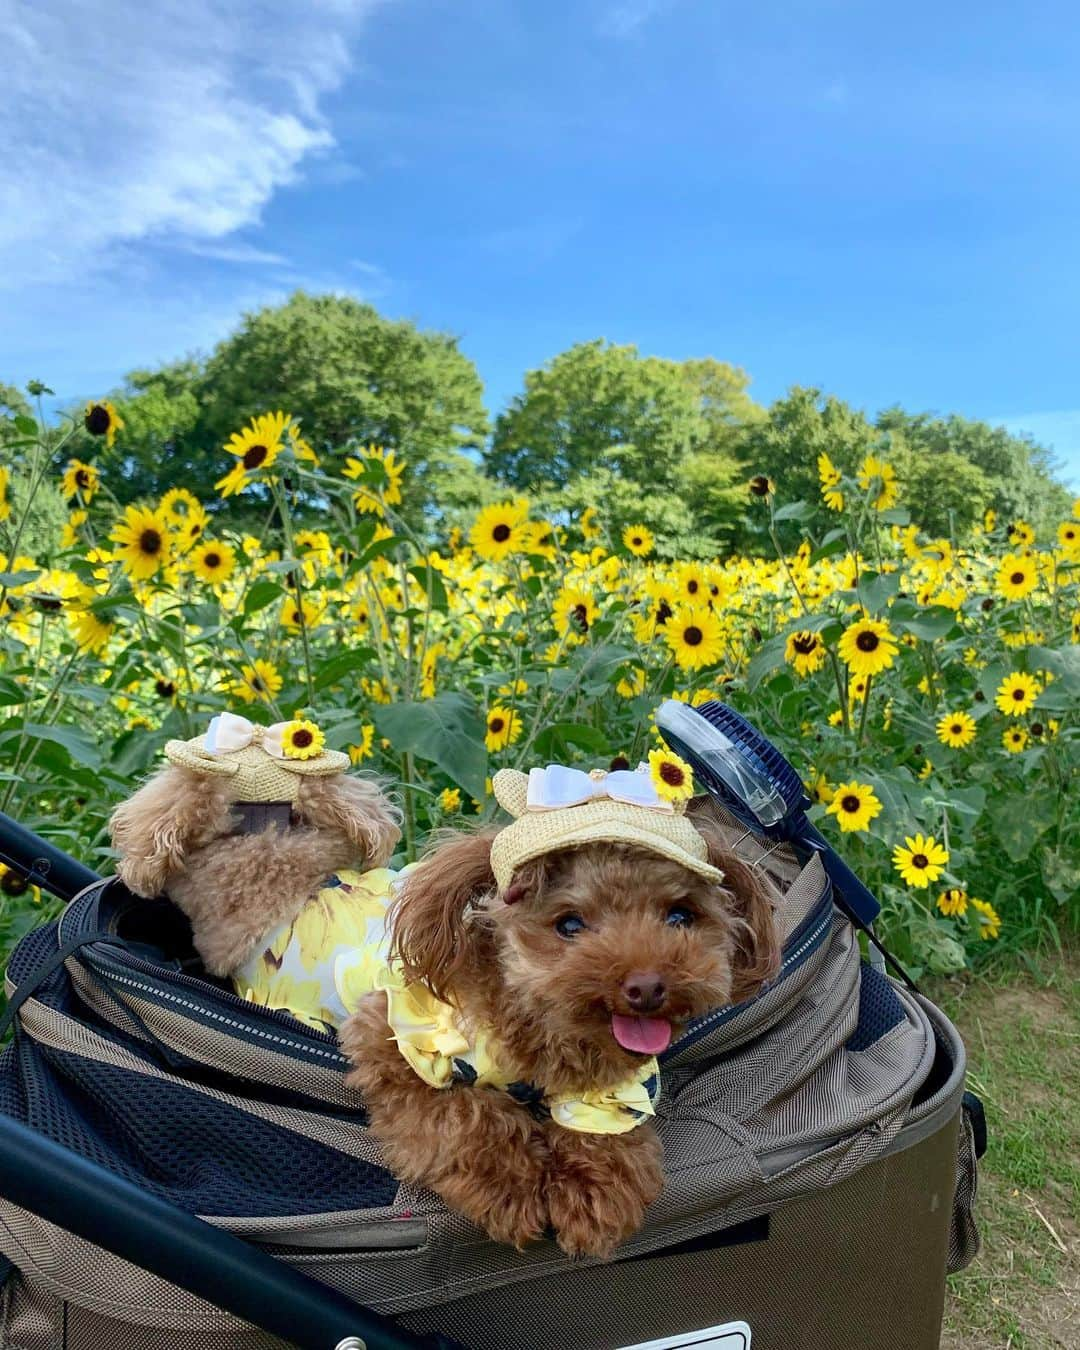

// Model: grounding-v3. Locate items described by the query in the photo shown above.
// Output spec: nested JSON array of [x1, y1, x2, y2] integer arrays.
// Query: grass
[[936, 947, 1079, 1349]]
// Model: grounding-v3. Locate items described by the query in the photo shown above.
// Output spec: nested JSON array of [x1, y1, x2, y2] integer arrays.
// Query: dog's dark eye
[[665, 906, 695, 928], [555, 914, 587, 939]]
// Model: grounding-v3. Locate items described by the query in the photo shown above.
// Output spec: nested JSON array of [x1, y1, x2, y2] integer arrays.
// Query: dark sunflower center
[[251, 676, 265, 692], [1012, 688, 1025, 701], [656, 600, 673, 625], [749, 475, 770, 496], [85, 405, 110, 435], [609, 755, 631, 771], [189, 522, 202, 538], [155, 679, 176, 698], [1030, 722, 1044, 737], [1010, 571, 1025, 585], [687, 579, 699, 594], [75, 469, 91, 488], [951, 724, 962, 735], [632, 536, 642, 547], [204, 552, 221, 569], [243, 444, 268, 470], [139, 529, 162, 556], [489, 716, 505, 734], [683, 625, 704, 646], [1, 871, 29, 896], [841, 794, 861, 813], [658, 761, 686, 786], [492, 523, 512, 543], [572, 603, 590, 631], [792, 633, 817, 654], [855, 630, 879, 652], [912, 854, 928, 869], [291, 729, 314, 748]]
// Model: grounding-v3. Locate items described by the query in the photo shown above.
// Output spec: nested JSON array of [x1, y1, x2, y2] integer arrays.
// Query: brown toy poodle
[[342, 766, 780, 1260]]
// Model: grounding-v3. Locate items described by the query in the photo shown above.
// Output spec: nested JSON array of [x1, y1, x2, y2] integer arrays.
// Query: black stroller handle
[[0, 1113, 461, 1350], [0, 809, 101, 902]]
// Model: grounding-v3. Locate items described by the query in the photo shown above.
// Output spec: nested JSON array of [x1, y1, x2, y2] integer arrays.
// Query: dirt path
[[936, 953, 1079, 1349]]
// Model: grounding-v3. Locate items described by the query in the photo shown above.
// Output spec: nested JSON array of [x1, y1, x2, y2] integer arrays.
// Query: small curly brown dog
[[109, 717, 400, 987], [342, 782, 779, 1260]]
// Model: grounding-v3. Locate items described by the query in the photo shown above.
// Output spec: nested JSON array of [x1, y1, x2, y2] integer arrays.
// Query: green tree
[[487, 340, 754, 547], [95, 359, 206, 504], [198, 292, 489, 515], [875, 408, 1070, 534]]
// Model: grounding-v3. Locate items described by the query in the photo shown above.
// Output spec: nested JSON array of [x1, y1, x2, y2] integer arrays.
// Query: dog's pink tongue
[[611, 1014, 672, 1055]]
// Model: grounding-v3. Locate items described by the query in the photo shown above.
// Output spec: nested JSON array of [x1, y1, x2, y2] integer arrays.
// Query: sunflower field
[[2, 396, 1079, 977]]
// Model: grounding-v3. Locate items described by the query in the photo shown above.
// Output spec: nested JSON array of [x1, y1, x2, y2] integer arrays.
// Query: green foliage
[[487, 340, 753, 546], [199, 291, 489, 517]]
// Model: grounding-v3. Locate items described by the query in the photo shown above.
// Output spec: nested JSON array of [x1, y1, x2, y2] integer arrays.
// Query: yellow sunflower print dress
[[232, 867, 660, 1135]]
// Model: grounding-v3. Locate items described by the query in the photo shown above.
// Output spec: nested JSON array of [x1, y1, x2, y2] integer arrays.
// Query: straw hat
[[489, 765, 723, 891], [164, 712, 349, 804]]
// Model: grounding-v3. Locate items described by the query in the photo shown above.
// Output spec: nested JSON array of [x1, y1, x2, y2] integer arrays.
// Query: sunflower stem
[[857, 673, 873, 747]]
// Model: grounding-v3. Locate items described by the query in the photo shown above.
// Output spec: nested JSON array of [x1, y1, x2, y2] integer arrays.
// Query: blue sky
[[5, 0, 1080, 482]]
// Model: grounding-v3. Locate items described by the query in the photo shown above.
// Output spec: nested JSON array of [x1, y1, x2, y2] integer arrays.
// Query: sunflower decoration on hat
[[489, 746, 720, 893], [164, 710, 348, 804]]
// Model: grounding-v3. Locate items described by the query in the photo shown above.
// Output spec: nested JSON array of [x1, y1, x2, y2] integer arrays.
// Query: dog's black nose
[[622, 972, 667, 1013]]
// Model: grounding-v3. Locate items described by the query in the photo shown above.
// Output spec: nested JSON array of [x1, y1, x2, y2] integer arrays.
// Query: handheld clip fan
[[656, 699, 881, 927]]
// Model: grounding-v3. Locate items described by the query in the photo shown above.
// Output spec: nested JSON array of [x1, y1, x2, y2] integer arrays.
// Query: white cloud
[[1, 0, 379, 287], [181, 243, 289, 266], [598, 0, 673, 39]]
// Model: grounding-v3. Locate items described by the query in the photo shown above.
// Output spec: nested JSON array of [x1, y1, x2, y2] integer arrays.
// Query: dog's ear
[[109, 766, 229, 897], [295, 774, 402, 867], [712, 850, 782, 1003], [390, 829, 498, 1001], [689, 805, 782, 1003]]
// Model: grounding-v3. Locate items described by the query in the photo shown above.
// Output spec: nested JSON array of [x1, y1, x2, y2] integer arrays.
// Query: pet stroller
[[0, 704, 984, 1350]]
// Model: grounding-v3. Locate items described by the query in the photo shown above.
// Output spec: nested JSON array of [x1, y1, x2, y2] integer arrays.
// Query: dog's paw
[[474, 1185, 550, 1251], [546, 1130, 664, 1260]]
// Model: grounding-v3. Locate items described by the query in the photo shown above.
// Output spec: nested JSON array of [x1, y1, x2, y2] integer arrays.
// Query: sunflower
[[995, 552, 1038, 601], [0, 466, 9, 522], [817, 452, 844, 512], [580, 506, 602, 541], [191, 540, 236, 585], [837, 617, 898, 678], [623, 524, 654, 557], [160, 487, 204, 528], [664, 603, 725, 671], [675, 561, 710, 603], [110, 505, 173, 581], [1057, 521, 1080, 557], [648, 747, 695, 803], [216, 411, 289, 498], [935, 709, 976, 749], [1007, 520, 1035, 547], [970, 898, 1001, 940], [892, 833, 949, 888], [281, 596, 324, 630], [785, 629, 827, 677], [69, 609, 114, 654], [807, 772, 834, 805], [983, 508, 997, 531], [485, 704, 522, 752], [747, 475, 774, 499], [469, 500, 529, 563], [83, 400, 124, 447], [348, 724, 376, 763], [281, 718, 325, 760], [59, 510, 88, 549], [230, 659, 284, 705], [824, 781, 881, 834], [994, 671, 1039, 717], [61, 459, 100, 501], [1002, 726, 1028, 753], [616, 666, 647, 698], [857, 455, 899, 511], [0, 862, 42, 907], [553, 583, 600, 636], [937, 887, 969, 917], [343, 445, 406, 515], [439, 786, 462, 813]]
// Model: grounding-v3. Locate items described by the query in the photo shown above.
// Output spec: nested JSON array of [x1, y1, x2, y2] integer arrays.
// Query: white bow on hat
[[205, 712, 292, 759], [525, 764, 673, 814]]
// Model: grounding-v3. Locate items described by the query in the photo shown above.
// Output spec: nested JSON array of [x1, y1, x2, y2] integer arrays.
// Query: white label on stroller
[[616, 1322, 751, 1350]]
